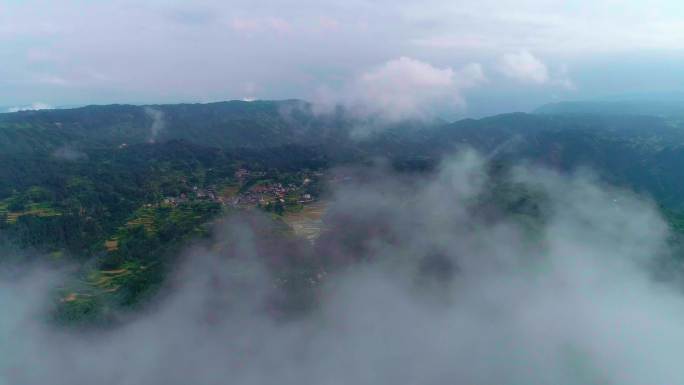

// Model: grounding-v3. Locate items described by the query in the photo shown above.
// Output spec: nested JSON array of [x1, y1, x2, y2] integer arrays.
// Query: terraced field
[[89, 268, 133, 293], [0, 204, 8, 221], [61, 262, 148, 303], [3, 203, 61, 224], [283, 200, 328, 243], [126, 207, 157, 235], [104, 238, 119, 252], [170, 204, 202, 222], [221, 185, 240, 199]]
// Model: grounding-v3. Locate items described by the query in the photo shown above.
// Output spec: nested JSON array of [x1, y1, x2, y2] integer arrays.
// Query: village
[[160, 168, 318, 211]]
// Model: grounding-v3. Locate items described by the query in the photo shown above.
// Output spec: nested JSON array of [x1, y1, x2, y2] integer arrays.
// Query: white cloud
[[7, 102, 53, 113], [453, 62, 488, 89], [337, 57, 487, 120], [498, 51, 574, 89], [498, 51, 549, 84]]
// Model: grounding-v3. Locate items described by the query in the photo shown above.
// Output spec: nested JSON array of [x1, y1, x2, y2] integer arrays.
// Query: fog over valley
[[4, 152, 684, 384]]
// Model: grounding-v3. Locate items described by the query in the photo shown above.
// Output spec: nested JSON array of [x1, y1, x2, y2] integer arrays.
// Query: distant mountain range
[[535, 100, 684, 117]]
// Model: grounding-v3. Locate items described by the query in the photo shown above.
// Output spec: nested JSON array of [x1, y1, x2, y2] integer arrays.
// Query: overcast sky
[[2, 0, 684, 116]]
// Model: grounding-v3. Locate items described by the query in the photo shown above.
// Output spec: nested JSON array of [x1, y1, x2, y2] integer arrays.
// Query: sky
[[1, 0, 684, 116]]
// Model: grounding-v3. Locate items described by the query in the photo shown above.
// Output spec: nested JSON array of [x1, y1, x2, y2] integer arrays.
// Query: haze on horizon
[[2, 0, 684, 117]]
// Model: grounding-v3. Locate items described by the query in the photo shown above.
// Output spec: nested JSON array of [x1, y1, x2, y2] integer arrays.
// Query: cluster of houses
[[231, 168, 316, 207], [234, 168, 266, 183], [160, 168, 317, 209], [162, 186, 221, 207], [233, 183, 313, 207]]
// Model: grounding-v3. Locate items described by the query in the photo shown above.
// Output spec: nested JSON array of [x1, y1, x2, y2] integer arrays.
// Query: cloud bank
[[317, 57, 487, 121], [498, 51, 574, 89], [2, 150, 684, 384]]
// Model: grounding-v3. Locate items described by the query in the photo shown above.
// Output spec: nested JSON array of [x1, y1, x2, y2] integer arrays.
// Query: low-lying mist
[[3, 150, 684, 384]]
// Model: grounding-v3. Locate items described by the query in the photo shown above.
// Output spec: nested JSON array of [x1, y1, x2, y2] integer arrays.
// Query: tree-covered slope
[[0, 100, 351, 155], [426, 113, 684, 208], [4, 102, 684, 208]]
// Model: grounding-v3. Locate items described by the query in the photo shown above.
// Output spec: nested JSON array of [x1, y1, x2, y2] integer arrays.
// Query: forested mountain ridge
[[0, 100, 346, 154], [5, 100, 684, 212], [535, 100, 684, 118], [4, 100, 684, 205]]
